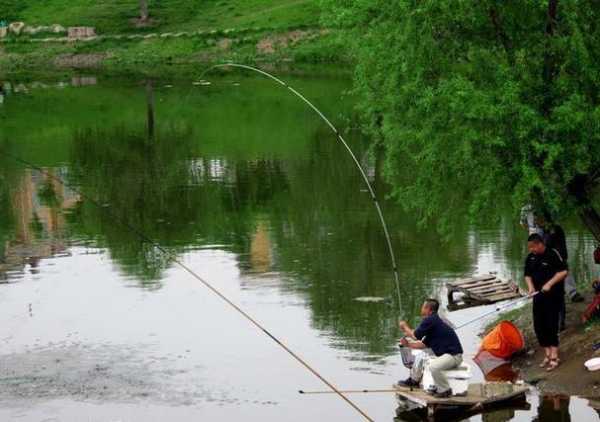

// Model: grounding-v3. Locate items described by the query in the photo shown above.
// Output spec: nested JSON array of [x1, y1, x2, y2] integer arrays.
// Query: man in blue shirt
[[397, 298, 463, 398]]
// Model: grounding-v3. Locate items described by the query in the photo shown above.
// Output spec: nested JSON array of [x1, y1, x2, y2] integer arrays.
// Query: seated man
[[397, 298, 463, 398]]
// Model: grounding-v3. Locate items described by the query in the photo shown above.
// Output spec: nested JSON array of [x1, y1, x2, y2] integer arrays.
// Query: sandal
[[539, 357, 551, 368], [546, 358, 560, 372]]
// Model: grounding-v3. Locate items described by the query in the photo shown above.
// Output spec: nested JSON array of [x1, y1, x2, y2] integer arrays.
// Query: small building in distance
[[68, 26, 96, 39]]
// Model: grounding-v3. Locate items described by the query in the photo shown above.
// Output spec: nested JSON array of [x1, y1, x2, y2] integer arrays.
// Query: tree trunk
[[488, 6, 515, 66], [542, 0, 559, 116], [145, 80, 155, 140], [140, 0, 149, 21], [567, 174, 600, 242]]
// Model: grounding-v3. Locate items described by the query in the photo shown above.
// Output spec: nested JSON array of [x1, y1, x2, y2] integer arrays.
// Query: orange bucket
[[480, 321, 524, 359]]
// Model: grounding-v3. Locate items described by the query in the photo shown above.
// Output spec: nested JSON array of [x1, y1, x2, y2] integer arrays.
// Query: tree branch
[[488, 5, 515, 66], [542, 0, 559, 116]]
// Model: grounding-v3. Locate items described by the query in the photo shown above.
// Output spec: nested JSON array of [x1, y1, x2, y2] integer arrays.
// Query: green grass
[[5, 0, 320, 34], [0, 1, 347, 72]]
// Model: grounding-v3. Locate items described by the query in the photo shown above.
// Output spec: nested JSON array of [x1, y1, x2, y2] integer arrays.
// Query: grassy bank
[[485, 295, 599, 397], [0, 1, 347, 73], [4, 0, 319, 34]]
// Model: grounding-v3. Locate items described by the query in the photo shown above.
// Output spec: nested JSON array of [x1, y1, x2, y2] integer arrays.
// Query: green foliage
[[322, 0, 600, 235], [0, 0, 25, 21]]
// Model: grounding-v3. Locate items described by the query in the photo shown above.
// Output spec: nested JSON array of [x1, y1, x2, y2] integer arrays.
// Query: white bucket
[[584, 357, 600, 371]]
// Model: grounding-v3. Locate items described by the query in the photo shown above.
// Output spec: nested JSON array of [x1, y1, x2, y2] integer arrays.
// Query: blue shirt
[[414, 314, 463, 356]]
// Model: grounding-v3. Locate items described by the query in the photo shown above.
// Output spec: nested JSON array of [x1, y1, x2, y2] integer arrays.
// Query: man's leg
[[398, 349, 432, 387], [559, 293, 566, 332], [565, 274, 584, 302], [428, 354, 462, 393], [409, 352, 426, 382]]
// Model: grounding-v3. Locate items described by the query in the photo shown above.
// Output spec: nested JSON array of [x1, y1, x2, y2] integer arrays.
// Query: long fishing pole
[[454, 292, 537, 330], [3, 152, 375, 422], [198, 63, 403, 313], [299, 388, 398, 395]]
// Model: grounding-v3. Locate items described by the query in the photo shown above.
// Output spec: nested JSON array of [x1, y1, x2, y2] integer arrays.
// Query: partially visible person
[[524, 234, 568, 371], [581, 279, 600, 323], [520, 204, 544, 236], [538, 216, 585, 331], [397, 298, 463, 398]]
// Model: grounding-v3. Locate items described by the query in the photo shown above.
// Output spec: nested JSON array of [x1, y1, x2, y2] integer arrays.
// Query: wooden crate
[[447, 274, 524, 310]]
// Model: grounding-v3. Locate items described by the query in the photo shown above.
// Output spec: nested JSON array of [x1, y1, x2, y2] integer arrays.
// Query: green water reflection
[[0, 71, 597, 359]]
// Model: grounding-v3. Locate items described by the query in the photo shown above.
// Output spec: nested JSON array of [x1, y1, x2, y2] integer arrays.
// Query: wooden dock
[[394, 382, 529, 420], [447, 274, 524, 310]]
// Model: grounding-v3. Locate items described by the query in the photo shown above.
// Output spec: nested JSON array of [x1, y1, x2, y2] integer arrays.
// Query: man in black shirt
[[397, 298, 463, 398], [541, 221, 585, 330], [524, 233, 568, 371]]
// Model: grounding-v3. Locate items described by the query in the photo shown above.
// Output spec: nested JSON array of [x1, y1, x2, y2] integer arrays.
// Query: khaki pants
[[429, 354, 463, 392]]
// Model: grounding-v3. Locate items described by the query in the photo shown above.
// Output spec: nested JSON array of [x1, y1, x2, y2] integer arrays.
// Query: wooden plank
[[455, 279, 502, 288], [456, 284, 512, 296], [449, 287, 488, 302], [468, 283, 511, 294], [470, 286, 514, 296], [393, 383, 528, 408], [483, 292, 523, 302], [446, 275, 496, 287]]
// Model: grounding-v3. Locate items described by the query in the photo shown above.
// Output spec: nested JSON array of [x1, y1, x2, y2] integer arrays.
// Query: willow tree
[[323, 0, 600, 239]]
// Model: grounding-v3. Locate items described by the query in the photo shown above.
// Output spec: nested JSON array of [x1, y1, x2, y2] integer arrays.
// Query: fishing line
[[3, 152, 375, 422], [198, 63, 403, 314]]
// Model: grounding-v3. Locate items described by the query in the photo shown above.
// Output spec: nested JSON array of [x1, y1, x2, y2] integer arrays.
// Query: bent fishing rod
[[3, 152, 374, 422], [199, 63, 403, 313]]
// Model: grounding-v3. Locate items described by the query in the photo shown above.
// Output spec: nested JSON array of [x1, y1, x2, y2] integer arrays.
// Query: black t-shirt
[[524, 247, 567, 295], [414, 314, 463, 356]]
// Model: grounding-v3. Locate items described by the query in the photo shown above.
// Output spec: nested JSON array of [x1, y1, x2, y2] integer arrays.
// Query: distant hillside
[[0, 0, 345, 73], [1, 0, 320, 34]]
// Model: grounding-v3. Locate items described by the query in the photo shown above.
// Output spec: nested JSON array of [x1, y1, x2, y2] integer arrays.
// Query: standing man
[[524, 234, 568, 371], [397, 298, 463, 398], [540, 218, 585, 330]]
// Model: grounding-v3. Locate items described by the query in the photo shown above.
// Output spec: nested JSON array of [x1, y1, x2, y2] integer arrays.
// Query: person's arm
[[524, 257, 535, 294], [525, 276, 536, 295], [542, 249, 568, 292], [398, 321, 416, 339], [399, 337, 427, 349], [542, 270, 568, 292]]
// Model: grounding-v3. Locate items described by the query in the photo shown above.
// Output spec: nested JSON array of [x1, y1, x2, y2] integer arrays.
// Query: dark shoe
[[396, 377, 419, 388], [425, 386, 437, 395], [432, 389, 453, 398], [571, 293, 585, 303]]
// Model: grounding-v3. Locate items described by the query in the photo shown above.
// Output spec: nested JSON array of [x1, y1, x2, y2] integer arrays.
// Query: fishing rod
[[300, 388, 398, 395], [3, 152, 375, 422], [198, 63, 403, 313], [454, 292, 538, 331]]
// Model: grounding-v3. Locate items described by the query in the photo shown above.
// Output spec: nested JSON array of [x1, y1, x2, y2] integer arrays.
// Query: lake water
[[0, 69, 598, 421]]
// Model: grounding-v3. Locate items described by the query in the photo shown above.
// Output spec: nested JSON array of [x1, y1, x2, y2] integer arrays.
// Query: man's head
[[527, 233, 546, 255], [421, 298, 439, 317]]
